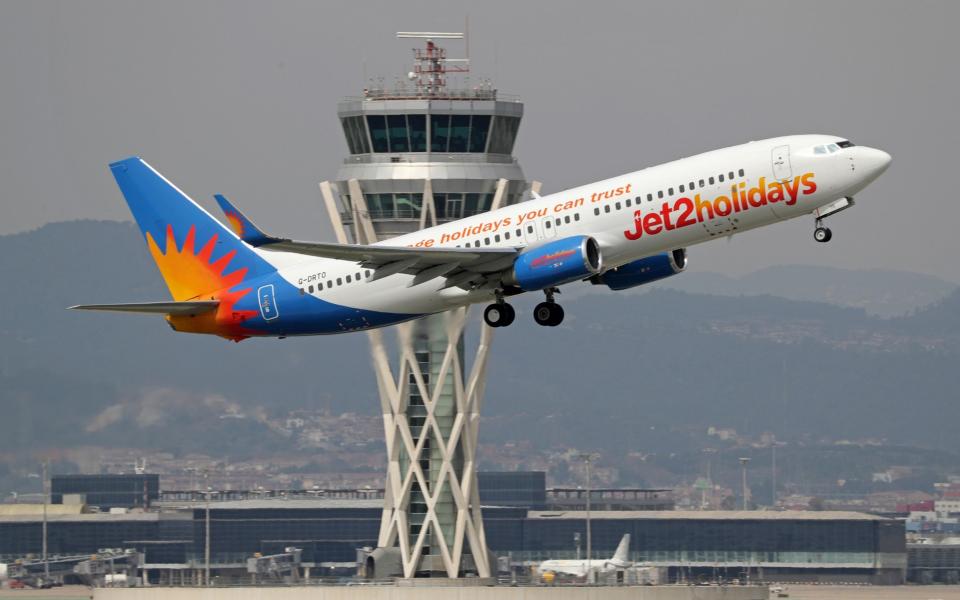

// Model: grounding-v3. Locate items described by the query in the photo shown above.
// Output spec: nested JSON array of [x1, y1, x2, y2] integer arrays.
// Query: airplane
[[537, 533, 632, 579], [71, 135, 891, 341]]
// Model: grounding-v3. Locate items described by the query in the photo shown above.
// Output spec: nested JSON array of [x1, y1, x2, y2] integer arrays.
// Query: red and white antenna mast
[[397, 32, 469, 97]]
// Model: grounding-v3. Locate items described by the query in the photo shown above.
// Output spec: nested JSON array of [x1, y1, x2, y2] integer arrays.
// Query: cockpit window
[[815, 141, 853, 154]]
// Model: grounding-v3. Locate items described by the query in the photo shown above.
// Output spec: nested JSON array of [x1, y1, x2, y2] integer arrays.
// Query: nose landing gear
[[812, 197, 855, 243], [814, 220, 833, 243], [534, 288, 564, 327]]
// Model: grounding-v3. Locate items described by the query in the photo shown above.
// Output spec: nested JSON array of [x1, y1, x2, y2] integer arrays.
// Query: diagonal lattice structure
[[318, 177, 534, 576], [366, 313, 493, 577]]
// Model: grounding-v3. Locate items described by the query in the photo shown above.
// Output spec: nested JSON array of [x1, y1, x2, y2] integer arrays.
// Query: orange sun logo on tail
[[146, 225, 259, 341]]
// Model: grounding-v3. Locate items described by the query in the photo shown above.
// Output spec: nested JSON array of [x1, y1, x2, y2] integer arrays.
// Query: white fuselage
[[266, 135, 890, 316], [538, 559, 620, 577]]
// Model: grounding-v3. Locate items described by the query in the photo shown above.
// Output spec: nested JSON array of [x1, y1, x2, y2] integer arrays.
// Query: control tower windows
[[435, 193, 463, 219], [408, 115, 427, 152], [488, 116, 520, 154], [463, 193, 480, 215], [367, 115, 390, 153], [432, 193, 495, 219], [363, 193, 423, 219], [366, 193, 395, 219], [341, 116, 370, 154], [464, 193, 495, 215], [388, 115, 410, 152], [349, 114, 494, 153], [449, 115, 471, 152], [469, 115, 491, 152], [395, 194, 422, 218], [431, 115, 451, 152]]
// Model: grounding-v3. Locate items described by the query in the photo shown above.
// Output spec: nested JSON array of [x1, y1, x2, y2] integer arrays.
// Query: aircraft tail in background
[[611, 534, 631, 565]]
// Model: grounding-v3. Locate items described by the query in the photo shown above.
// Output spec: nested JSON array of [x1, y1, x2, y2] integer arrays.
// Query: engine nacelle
[[591, 248, 687, 291], [507, 235, 603, 291]]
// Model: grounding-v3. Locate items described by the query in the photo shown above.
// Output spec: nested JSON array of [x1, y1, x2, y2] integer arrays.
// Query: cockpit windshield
[[813, 141, 851, 155]]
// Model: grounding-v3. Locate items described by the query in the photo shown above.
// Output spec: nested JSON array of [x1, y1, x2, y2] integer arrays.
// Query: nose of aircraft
[[859, 146, 892, 179]]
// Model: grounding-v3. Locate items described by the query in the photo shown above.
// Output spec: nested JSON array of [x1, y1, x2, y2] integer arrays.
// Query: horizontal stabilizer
[[69, 301, 220, 316]]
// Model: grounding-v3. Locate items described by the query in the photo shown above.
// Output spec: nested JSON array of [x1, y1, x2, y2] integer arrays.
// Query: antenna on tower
[[396, 32, 469, 97]]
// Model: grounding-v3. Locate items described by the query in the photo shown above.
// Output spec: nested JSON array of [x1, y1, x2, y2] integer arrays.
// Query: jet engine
[[591, 249, 687, 291], [506, 235, 603, 291]]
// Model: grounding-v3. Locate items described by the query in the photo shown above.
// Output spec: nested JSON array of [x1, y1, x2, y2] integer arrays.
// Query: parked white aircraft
[[74, 135, 890, 339], [538, 534, 632, 578]]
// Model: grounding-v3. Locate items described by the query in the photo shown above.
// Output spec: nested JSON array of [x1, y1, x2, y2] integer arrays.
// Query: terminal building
[[0, 472, 907, 584], [51, 473, 159, 510]]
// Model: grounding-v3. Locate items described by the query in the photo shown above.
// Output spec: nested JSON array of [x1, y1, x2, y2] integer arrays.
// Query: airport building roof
[[0, 511, 182, 523], [0, 504, 85, 517], [205, 498, 383, 510], [528, 510, 891, 521]]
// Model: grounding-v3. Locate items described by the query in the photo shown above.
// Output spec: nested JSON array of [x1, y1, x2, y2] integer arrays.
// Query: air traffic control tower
[[318, 33, 535, 578]]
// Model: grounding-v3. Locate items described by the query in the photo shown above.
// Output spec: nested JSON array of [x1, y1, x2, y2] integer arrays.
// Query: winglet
[[214, 194, 273, 246]]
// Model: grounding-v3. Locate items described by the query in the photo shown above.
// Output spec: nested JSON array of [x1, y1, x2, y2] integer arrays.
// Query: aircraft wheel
[[814, 226, 832, 243], [534, 302, 564, 327], [548, 303, 565, 326], [484, 303, 515, 328], [500, 303, 516, 327]]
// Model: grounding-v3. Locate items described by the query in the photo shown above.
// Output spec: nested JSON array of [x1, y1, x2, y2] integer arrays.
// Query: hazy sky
[[2, 1, 958, 281]]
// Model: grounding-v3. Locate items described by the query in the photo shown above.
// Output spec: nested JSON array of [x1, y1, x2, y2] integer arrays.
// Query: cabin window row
[[453, 214, 582, 248], [591, 168, 747, 215], [301, 270, 374, 295]]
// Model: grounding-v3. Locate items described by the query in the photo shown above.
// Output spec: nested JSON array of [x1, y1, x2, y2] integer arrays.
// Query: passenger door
[[523, 221, 539, 245], [771, 145, 792, 181], [541, 216, 557, 239]]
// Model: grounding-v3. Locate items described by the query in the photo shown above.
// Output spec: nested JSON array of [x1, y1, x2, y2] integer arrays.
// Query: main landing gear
[[483, 290, 516, 328], [483, 301, 515, 328], [482, 288, 565, 328], [534, 288, 564, 327]]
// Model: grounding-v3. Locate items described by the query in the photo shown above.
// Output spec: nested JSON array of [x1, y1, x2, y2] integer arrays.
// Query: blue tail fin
[[109, 157, 274, 301]]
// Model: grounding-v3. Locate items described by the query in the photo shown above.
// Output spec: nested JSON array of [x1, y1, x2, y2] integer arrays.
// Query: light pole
[[42, 460, 49, 581], [771, 437, 777, 508], [578, 453, 598, 572], [739, 458, 751, 510], [203, 472, 212, 587], [702, 448, 716, 510]]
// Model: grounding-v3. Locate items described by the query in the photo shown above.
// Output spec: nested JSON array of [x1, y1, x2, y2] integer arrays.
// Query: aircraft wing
[[213, 195, 518, 288], [261, 239, 515, 270], [69, 301, 220, 316], [264, 240, 517, 288]]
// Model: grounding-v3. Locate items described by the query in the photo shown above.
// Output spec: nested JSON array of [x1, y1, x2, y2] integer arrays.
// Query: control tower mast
[[319, 33, 536, 578]]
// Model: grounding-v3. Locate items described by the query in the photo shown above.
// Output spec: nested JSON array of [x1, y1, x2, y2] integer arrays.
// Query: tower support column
[[320, 180, 495, 577]]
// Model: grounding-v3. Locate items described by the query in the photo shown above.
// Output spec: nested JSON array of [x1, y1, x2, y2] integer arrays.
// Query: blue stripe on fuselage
[[232, 272, 422, 335]]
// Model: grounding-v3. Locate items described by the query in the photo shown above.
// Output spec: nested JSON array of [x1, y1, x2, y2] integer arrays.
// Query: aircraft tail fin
[[109, 157, 275, 301], [611, 534, 631, 565]]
